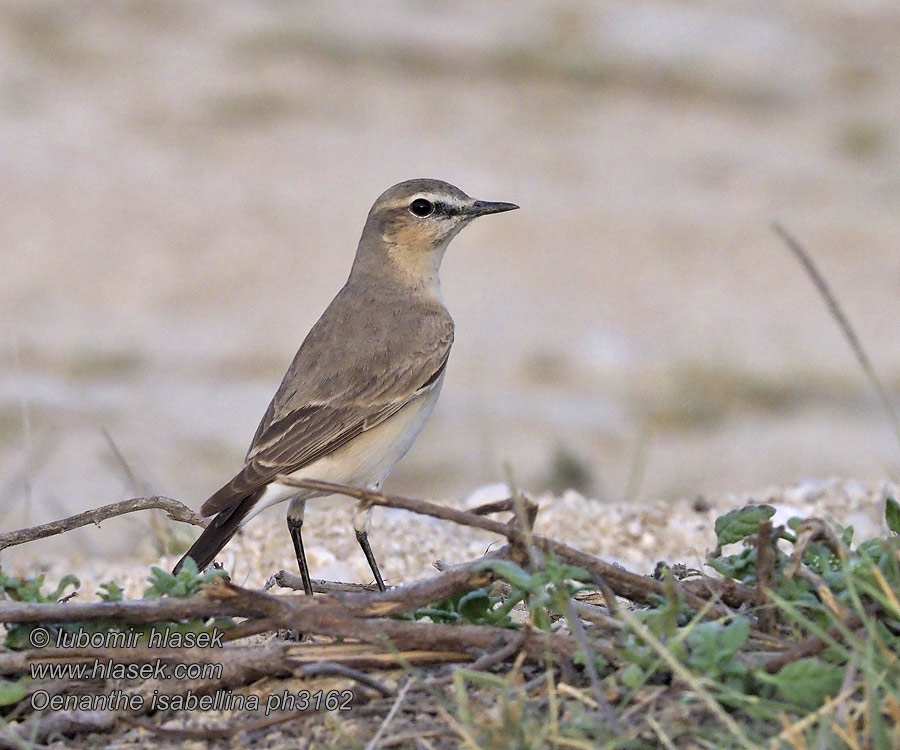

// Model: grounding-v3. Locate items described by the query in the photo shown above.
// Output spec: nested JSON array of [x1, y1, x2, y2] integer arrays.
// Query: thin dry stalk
[[756, 518, 777, 633], [772, 222, 900, 458], [0, 496, 206, 552]]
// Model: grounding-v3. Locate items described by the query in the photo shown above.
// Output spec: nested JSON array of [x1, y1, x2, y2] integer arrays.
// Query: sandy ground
[[2, 1, 900, 573]]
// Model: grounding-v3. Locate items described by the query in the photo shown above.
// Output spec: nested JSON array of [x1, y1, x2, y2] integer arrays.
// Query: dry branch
[[762, 607, 875, 674], [0, 641, 467, 680], [273, 547, 503, 610], [680, 575, 758, 609], [267, 573, 379, 593], [0, 573, 577, 670], [0, 495, 206, 552], [227, 549, 503, 639]]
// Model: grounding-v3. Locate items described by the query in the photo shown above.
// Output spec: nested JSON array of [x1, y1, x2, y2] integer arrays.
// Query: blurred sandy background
[[3, 1, 900, 572]]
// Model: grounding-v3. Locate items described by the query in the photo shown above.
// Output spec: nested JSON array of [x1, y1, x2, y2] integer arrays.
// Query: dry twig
[[756, 518, 777, 633], [0, 496, 206, 552], [266, 573, 380, 593]]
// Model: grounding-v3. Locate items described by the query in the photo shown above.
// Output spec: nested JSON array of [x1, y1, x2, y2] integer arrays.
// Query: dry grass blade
[[364, 677, 413, 750], [772, 221, 900, 458], [564, 596, 620, 734], [768, 684, 860, 748]]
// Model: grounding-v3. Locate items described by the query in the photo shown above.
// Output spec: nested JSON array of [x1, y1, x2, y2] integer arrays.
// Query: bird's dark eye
[[409, 198, 434, 217]]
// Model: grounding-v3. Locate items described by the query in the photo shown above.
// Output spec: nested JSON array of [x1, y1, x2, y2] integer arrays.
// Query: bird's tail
[[173, 490, 262, 574]]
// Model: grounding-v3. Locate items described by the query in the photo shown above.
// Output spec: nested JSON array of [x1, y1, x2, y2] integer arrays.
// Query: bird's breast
[[327, 370, 446, 488], [276, 369, 446, 500]]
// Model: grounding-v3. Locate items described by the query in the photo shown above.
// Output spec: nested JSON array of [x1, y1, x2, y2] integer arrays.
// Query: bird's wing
[[200, 322, 452, 517]]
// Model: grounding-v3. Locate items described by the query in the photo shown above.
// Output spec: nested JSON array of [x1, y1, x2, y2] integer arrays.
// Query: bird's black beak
[[469, 200, 520, 217]]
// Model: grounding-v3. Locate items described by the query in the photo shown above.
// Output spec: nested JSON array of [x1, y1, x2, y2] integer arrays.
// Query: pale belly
[[240, 371, 445, 525]]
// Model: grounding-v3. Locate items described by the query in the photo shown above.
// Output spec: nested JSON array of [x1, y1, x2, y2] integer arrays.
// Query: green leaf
[[774, 658, 843, 709], [178, 556, 199, 577], [886, 495, 900, 535], [803, 542, 840, 573], [619, 663, 645, 690], [531, 607, 552, 631], [0, 572, 80, 603], [719, 617, 751, 653], [98, 582, 124, 602], [714, 505, 776, 547], [476, 560, 535, 591], [707, 548, 756, 582], [142, 561, 227, 598], [684, 618, 751, 680], [201, 568, 229, 584], [0, 679, 26, 706], [169, 582, 188, 597], [143, 566, 178, 597], [411, 607, 460, 623], [458, 589, 492, 622], [841, 525, 854, 546], [547, 563, 591, 584]]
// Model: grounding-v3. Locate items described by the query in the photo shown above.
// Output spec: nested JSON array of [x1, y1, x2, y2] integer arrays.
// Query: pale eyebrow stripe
[[383, 193, 469, 212]]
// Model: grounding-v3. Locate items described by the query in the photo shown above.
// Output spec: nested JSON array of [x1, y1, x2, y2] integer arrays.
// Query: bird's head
[[355, 178, 518, 291]]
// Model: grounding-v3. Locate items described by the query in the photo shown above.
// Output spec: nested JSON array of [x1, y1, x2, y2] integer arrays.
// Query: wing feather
[[200, 299, 452, 517]]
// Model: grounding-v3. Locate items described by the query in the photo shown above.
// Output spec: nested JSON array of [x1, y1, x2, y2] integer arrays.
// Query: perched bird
[[173, 178, 518, 592]]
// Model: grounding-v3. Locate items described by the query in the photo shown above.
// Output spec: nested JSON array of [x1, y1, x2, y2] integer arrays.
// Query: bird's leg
[[353, 505, 386, 591], [286, 498, 313, 596]]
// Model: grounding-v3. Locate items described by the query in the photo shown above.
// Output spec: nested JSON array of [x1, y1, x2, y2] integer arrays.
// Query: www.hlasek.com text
[[30, 658, 223, 682]]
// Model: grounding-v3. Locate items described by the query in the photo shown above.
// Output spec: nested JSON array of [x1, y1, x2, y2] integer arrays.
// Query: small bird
[[174, 178, 518, 592]]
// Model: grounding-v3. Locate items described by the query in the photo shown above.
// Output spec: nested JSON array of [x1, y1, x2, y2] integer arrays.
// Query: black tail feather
[[173, 490, 262, 573]]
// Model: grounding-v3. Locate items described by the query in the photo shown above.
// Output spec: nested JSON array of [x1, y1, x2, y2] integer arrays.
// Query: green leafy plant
[[0, 571, 80, 604], [143, 556, 228, 598], [444, 499, 900, 746], [399, 586, 514, 627], [714, 504, 776, 548], [0, 571, 82, 649], [476, 557, 591, 631]]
